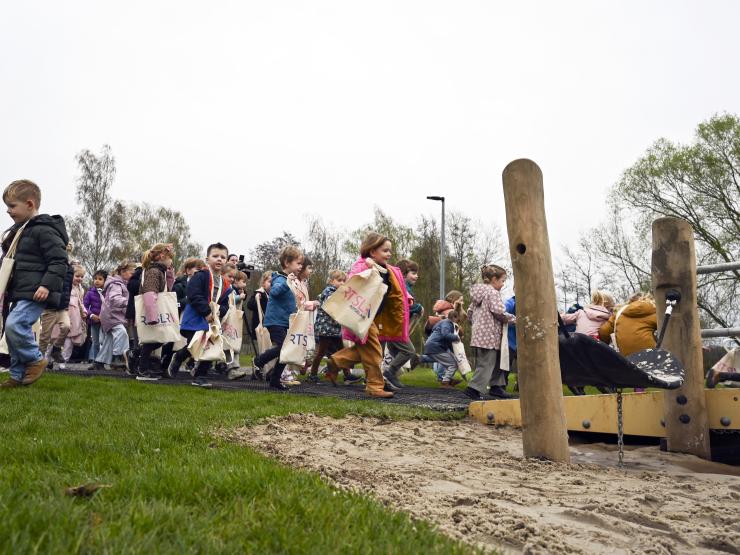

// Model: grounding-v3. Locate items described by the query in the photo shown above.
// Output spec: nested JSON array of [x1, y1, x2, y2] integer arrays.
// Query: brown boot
[[22, 358, 47, 385], [367, 388, 394, 398], [0, 378, 23, 388], [324, 357, 340, 387]]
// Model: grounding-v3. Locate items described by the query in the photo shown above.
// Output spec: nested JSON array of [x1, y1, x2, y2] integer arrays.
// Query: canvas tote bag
[[221, 291, 244, 352], [452, 324, 472, 377], [188, 302, 226, 362], [322, 265, 388, 340], [279, 310, 314, 365], [254, 292, 276, 372], [135, 269, 181, 344], [0, 221, 29, 301]]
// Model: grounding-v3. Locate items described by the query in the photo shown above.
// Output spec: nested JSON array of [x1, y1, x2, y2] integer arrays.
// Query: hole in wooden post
[[516, 243, 526, 254]]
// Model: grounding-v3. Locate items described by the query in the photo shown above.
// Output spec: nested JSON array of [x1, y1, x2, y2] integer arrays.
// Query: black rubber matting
[[49, 363, 472, 412]]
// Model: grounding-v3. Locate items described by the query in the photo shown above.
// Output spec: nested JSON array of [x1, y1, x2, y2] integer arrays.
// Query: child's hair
[[3, 179, 41, 207], [591, 290, 614, 308], [260, 270, 272, 285], [397, 259, 419, 275], [142, 243, 173, 268], [234, 271, 248, 283], [113, 262, 136, 276], [328, 269, 347, 284], [302, 256, 313, 269], [278, 245, 303, 268], [207, 242, 229, 256], [629, 291, 655, 304], [445, 290, 463, 303], [481, 264, 507, 283], [73, 265, 85, 277], [360, 232, 390, 258], [179, 257, 205, 275], [223, 262, 237, 273], [447, 310, 460, 323], [93, 270, 108, 281]]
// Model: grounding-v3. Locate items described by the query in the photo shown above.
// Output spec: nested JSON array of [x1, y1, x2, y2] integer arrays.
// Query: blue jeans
[[88, 322, 101, 361], [5, 299, 45, 381]]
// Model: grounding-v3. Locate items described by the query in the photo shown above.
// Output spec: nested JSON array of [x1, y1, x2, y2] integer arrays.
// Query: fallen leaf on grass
[[65, 483, 112, 498]]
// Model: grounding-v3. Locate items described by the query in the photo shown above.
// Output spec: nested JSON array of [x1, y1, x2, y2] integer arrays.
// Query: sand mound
[[225, 415, 740, 554]]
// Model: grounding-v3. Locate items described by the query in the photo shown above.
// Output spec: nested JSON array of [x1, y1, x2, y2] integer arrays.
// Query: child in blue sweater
[[423, 310, 463, 388], [253, 245, 307, 391], [166, 242, 231, 388]]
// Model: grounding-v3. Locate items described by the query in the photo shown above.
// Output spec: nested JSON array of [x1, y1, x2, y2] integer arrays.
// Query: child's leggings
[[95, 324, 129, 364], [310, 336, 343, 375]]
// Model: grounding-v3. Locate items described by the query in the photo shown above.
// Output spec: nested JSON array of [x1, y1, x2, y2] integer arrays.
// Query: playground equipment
[[484, 159, 738, 465]]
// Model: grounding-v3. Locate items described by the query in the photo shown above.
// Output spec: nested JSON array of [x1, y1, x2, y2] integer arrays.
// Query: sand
[[223, 414, 740, 554]]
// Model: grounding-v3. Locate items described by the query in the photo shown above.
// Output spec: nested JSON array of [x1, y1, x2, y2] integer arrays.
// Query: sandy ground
[[223, 414, 740, 554]]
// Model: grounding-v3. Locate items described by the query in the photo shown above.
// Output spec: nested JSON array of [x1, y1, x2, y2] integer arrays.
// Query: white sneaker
[[228, 369, 247, 381]]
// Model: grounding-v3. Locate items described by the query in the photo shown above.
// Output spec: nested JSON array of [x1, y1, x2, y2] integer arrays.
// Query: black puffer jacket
[[125, 266, 143, 320], [173, 274, 188, 313], [2, 215, 69, 309]]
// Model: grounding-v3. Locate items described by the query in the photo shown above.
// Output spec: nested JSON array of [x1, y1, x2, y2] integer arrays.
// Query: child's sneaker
[[343, 373, 364, 385], [227, 369, 247, 381], [306, 374, 320, 384], [22, 358, 48, 385], [49, 346, 64, 364], [136, 371, 161, 382], [191, 377, 212, 388]]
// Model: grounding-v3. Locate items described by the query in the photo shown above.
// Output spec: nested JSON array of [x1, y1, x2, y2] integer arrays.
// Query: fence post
[[652, 217, 711, 459], [502, 159, 570, 462]]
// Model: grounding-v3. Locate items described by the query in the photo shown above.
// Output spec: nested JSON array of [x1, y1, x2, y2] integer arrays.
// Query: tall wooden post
[[502, 159, 570, 462], [652, 217, 711, 459]]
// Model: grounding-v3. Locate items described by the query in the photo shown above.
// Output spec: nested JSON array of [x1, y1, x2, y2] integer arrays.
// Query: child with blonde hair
[[91, 262, 136, 371], [61, 265, 88, 363], [599, 292, 657, 356], [464, 265, 516, 400], [560, 289, 614, 339]]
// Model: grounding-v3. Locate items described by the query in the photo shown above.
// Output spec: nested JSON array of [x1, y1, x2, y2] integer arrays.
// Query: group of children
[[0, 178, 663, 399]]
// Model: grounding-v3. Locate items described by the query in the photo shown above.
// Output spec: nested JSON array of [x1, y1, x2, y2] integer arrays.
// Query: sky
[[2, 0, 739, 266]]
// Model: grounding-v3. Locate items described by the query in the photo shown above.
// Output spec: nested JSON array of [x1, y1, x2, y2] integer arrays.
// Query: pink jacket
[[342, 257, 410, 345], [100, 275, 129, 333], [561, 304, 612, 338]]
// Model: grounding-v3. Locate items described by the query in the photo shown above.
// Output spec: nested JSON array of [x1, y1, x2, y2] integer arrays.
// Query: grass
[[0, 372, 474, 555]]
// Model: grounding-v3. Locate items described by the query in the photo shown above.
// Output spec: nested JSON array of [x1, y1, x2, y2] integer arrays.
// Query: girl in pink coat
[[560, 290, 614, 339]]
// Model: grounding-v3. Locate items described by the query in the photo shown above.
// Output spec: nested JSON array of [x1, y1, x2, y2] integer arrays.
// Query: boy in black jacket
[[1, 180, 68, 388]]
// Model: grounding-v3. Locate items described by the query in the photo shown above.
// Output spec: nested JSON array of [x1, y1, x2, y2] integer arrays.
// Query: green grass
[[0, 373, 473, 555]]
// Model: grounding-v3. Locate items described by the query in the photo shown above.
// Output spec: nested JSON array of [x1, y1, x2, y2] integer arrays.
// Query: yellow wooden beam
[[469, 389, 740, 437]]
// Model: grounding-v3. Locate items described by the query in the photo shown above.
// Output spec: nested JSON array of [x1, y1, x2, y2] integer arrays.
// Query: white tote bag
[[610, 306, 628, 353], [188, 302, 226, 362], [221, 292, 244, 353], [322, 265, 388, 340], [279, 310, 313, 365], [135, 290, 181, 344], [254, 292, 276, 372], [452, 324, 472, 377], [0, 221, 29, 301]]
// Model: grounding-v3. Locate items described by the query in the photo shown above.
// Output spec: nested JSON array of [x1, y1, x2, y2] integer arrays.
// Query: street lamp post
[[426, 196, 445, 299]]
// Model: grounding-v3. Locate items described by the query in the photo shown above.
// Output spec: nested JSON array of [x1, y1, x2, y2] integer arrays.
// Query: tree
[[110, 203, 202, 269], [304, 216, 350, 298], [448, 211, 477, 291], [250, 232, 301, 273], [67, 145, 117, 273]]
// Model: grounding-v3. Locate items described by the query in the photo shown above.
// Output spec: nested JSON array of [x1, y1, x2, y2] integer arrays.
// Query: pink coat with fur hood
[[342, 257, 410, 345]]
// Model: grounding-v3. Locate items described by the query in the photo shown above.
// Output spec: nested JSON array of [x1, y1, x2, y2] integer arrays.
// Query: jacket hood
[[28, 214, 69, 244], [621, 300, 656, 319], [583, 305, 611, 322], [469, 283, 491, 306], [175, 274, 188, 283], [103, 275, 126, 292], [433, 299, 454, 314]]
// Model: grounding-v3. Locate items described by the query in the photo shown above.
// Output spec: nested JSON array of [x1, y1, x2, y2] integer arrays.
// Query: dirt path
[[225, 414, 740, 554]]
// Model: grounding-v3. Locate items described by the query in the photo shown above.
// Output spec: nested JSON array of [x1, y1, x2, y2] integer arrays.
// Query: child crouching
[[423, 310, 463, 388]]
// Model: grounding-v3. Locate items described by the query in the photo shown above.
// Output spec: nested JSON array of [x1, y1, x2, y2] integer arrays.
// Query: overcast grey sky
[[2, 1, 739, 264]]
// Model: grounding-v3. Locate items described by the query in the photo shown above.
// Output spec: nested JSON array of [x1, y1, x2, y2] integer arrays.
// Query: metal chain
[[617, 389, 624, 468]]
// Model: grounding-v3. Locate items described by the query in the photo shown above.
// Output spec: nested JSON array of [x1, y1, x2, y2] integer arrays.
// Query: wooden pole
[[502, 159, 570, 462], [652, 217, 711, 459]]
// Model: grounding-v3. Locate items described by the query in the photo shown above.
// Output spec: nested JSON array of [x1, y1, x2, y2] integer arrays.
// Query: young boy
[[252, 245, 304, 391], [38, 243, 74, 368], [166, 243, 232, 388], [423, 310, 463, 388], [1, 180, 69, 388], [382, 259, 422, 390], [225, 270, 249, 376]]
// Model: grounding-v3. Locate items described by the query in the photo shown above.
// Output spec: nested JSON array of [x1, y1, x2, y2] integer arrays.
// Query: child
[[464, 265, 516, 400], [599, 292, 657, 356], [0, 180, 69, 388], [282, 256, 318, 384], [424, 310, 463, 388], [225, 270, 249, 377], [247, 270, 271, 343], [92, 263, 135, 370], [174, 258, 205, 315], [135, 243, 176, 382], [38, 244, 75, 367], [309, 270, 361, 385], [252, 246, 306, 390], [382, 259, 422, 390], [327, 233, 411, 398], [84, 270, 107, 363], [167, 243, 232, 388], [560, 290, 614, 339], [62, 265, 88, 363], [425, 290, 466, 381]]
